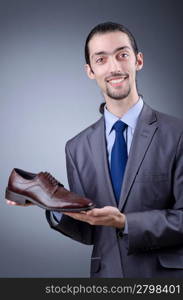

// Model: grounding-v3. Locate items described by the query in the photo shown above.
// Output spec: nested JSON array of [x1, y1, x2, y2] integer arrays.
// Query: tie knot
[[113, 120, 127, 132]]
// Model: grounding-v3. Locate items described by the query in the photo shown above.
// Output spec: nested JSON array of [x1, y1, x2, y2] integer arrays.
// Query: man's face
[[85, 31, 143, 101]]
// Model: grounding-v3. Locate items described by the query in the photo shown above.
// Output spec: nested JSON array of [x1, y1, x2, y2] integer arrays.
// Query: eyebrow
[[91, 46, 131, 59]]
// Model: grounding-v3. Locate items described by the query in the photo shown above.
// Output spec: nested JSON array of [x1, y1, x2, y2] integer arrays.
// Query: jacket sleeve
[[46, 141, 94, 245], [126, 132, 183, 254]]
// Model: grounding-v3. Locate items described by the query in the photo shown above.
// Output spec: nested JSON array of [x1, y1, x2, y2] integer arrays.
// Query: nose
[[108, 57, 121, 74]]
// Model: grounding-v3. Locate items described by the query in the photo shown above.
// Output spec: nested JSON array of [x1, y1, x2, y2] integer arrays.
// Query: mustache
[[105, 73, 128, 82]]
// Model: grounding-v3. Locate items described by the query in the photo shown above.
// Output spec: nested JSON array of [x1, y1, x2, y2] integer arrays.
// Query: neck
[[105, 92, 139, 118]]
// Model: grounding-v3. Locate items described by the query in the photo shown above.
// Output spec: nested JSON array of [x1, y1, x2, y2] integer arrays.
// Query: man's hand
[[64, 206, 126, 229]]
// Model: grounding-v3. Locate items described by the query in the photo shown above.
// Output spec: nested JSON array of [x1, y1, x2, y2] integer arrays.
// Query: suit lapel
[[87, 117, 117, 207], [118, 104, 158, 211]]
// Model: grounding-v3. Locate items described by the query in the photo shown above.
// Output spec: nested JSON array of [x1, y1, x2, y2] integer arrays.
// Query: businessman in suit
[[8, 22, 183, 277], [45, 22, 183, 277]]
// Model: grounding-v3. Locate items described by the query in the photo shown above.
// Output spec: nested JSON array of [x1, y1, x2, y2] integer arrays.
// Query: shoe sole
[[5, 188, 95, 212]]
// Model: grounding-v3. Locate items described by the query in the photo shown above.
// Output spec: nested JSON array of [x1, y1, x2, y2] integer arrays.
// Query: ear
[[135, 52, 143, 71], [84, 64, 95, 79]]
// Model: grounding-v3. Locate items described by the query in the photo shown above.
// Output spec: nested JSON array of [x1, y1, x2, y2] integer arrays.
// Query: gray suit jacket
[[46, 103, 183, 277]]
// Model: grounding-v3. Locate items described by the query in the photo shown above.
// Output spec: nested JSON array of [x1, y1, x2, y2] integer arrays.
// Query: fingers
[[64, 213, 115, 226], [6, 200, 17, 205], [64, 212, 88, 220], [6, 199, 33, 206], [86, 206, 118, 217], [64, 210, 114, 225], [64, 206, 123, 228], [86, 208, 105, 217], [63, 211, 96, 224], [64, 207, 119, 219]]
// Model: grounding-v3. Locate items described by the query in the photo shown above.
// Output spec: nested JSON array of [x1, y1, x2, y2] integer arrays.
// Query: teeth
[[110, 78, 126, 84]]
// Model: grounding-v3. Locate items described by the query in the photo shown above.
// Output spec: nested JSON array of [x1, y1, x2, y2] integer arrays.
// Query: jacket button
[[117, 230, 124, 238]]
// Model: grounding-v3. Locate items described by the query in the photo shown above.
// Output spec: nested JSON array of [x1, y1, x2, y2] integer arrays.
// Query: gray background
[[0, 0, 183, 277]]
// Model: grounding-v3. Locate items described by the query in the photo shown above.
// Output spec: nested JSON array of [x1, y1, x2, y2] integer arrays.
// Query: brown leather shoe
[[5, 168, 95, 212]]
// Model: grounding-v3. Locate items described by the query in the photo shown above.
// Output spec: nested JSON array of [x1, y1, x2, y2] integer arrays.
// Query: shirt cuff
[[51, 211, 63, 224]]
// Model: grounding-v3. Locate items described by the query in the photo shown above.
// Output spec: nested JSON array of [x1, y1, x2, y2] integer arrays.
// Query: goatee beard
[[106, 86, 131, 100]]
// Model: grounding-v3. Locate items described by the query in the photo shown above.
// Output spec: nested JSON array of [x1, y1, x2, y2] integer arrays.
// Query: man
[[8, 22, 183, 277]]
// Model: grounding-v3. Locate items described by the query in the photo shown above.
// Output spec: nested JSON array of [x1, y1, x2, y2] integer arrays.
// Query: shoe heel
[[5, 189, 28, 205]]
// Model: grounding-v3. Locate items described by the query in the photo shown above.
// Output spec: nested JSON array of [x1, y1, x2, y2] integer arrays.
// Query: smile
[[107, 76, 128, 87], [109, 78, 126, 84]]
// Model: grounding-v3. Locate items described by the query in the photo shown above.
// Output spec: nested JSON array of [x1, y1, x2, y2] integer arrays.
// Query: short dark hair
[[84, 22, 139, 65]]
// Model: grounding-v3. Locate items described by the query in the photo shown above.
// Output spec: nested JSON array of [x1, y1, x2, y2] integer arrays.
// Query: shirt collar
[[104, 97, 144, 136]]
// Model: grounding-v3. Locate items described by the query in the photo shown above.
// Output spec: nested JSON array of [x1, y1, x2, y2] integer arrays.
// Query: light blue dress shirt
[[104, 97, 144, 163], [53, 98, 144, 233], [104, 97, 144, 233]]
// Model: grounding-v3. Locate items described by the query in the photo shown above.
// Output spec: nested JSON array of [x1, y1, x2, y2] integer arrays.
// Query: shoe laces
[[43, 172, 59, 186]]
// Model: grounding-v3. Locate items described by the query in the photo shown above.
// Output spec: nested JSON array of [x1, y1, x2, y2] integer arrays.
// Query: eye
[[96, 57, 105, 64], [118, 52, 129, 59]]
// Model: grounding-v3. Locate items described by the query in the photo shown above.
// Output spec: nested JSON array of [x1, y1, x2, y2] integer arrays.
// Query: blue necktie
[[110, 120, 128, 202]]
